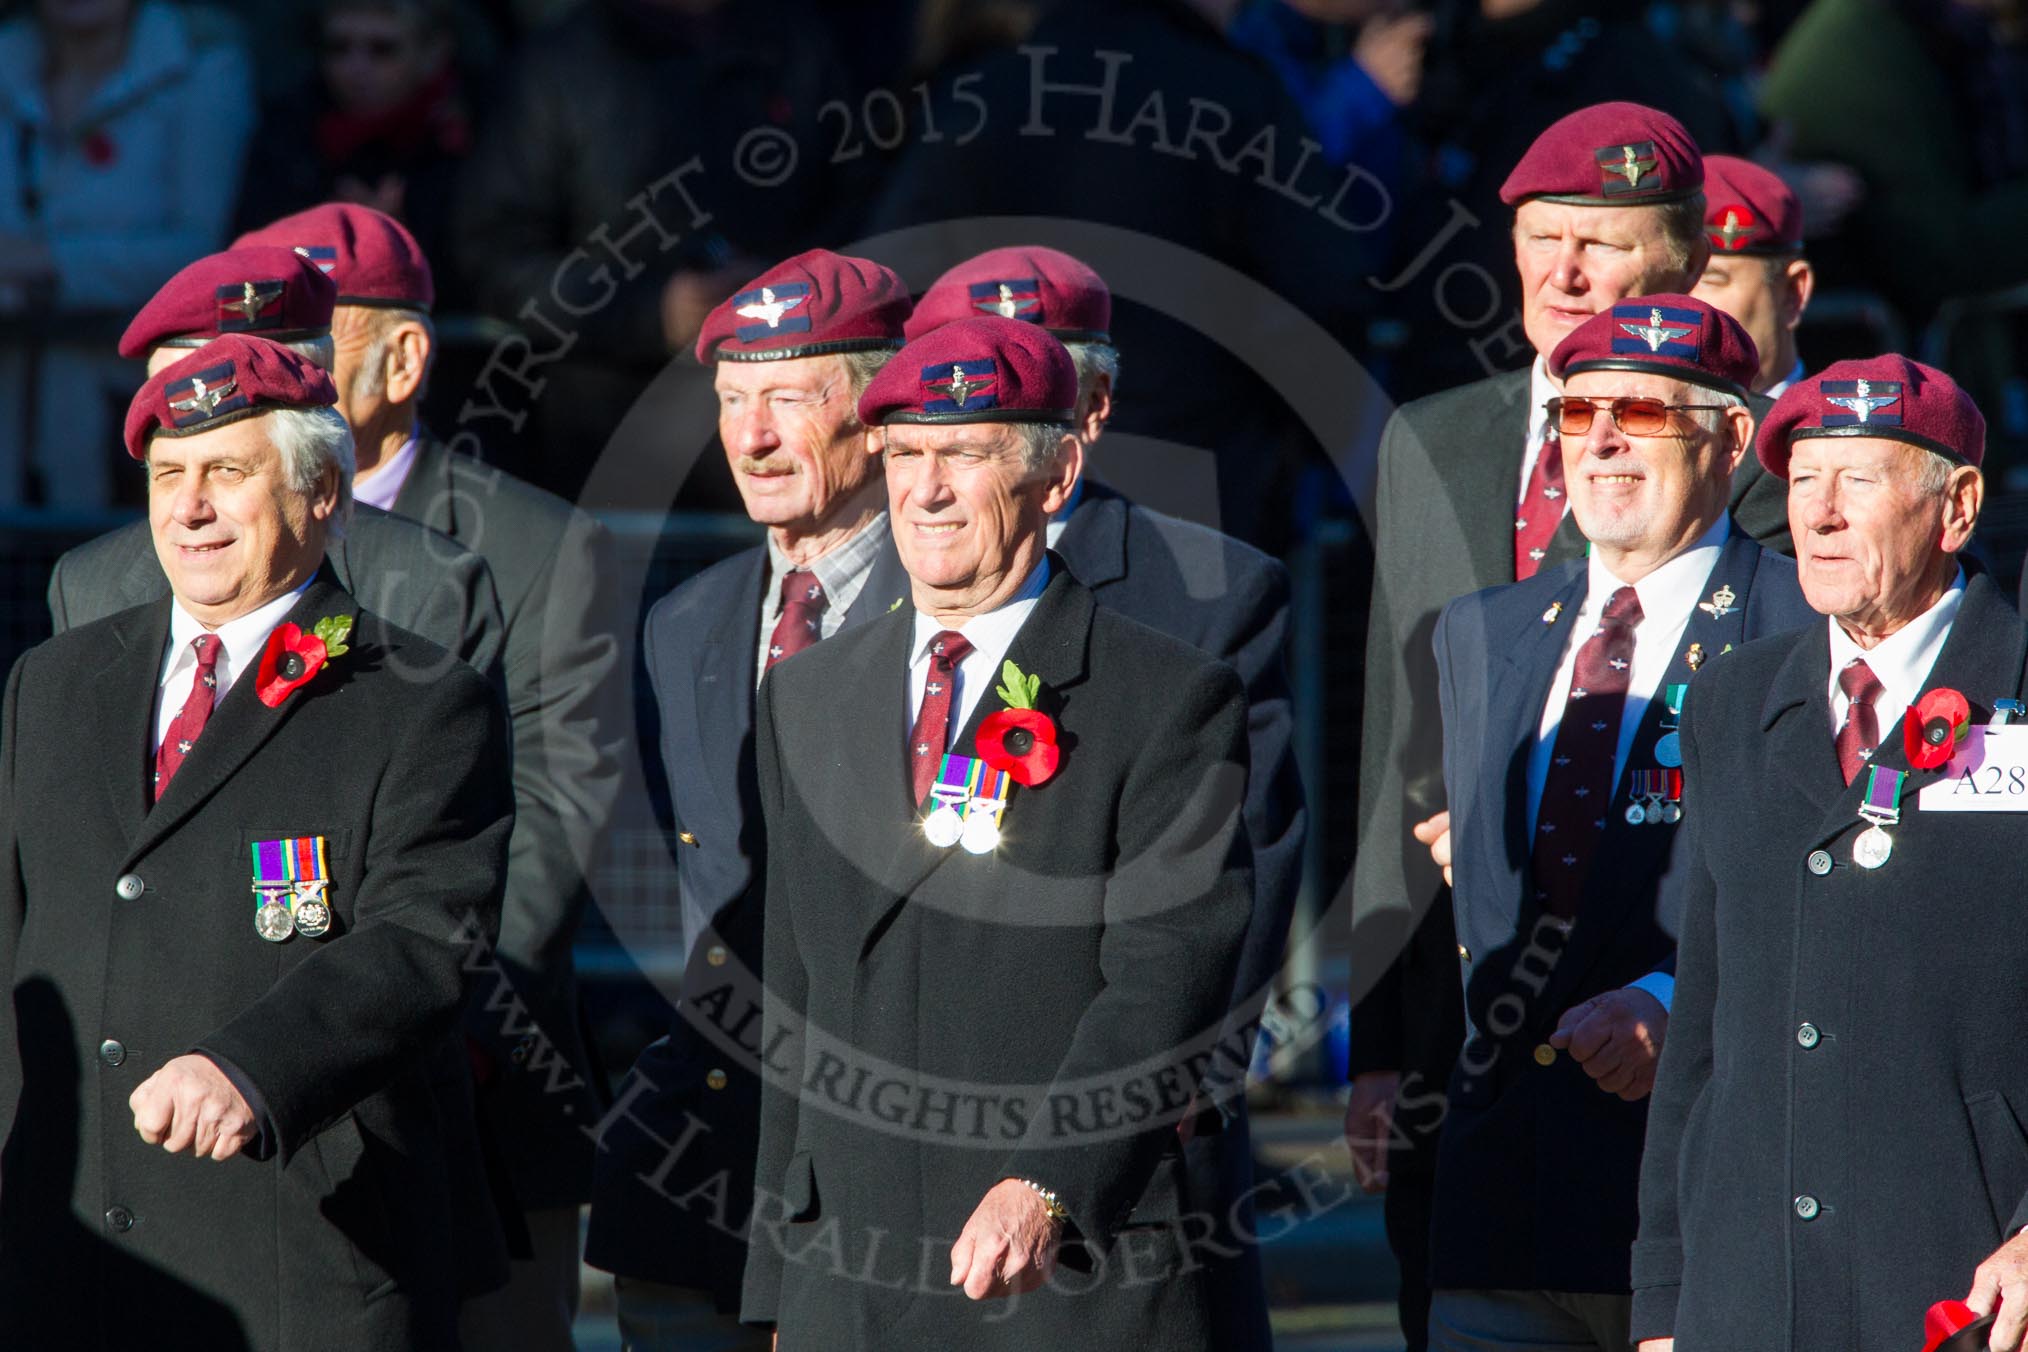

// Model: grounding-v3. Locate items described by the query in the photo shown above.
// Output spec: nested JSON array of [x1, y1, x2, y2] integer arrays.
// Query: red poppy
[[1905, 686, 1971, 770], [978, 708, 1060, 787], [255, 623, 328, 708]]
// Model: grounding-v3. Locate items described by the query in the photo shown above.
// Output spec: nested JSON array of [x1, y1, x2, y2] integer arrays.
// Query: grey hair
[[1655, 191, 1710, 280], [350, 306, 436, 403], [266, 405, 356, 532], [1063, 339, 1121, 401], [289, 335, 336, 373], [837, 348, 894, 406], [1913, 447, 1972, 497], [1015, 421, 1074, 476]]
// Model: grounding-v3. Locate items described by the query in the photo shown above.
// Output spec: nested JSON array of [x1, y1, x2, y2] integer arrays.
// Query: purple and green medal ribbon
[[1860, 765, 1906, 825], [250, 836, 328, 912], [931, 754, 1011, 820]]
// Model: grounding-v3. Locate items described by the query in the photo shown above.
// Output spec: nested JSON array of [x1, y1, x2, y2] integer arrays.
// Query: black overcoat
[[1633, 572, 2028, 1350], [0, 573, 513, 1350], [740, 565, 1254, 1349]]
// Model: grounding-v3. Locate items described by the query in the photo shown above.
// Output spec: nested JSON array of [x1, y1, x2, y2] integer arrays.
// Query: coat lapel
[[1801, 573, 2028, 845], [122, 573, 359, 869], [841, 532, 911, 632], [1433, 368, 1532, 586], [698, 551, 765, 815], [860, 565, 1096, 947], [87, 599, 172, 850]]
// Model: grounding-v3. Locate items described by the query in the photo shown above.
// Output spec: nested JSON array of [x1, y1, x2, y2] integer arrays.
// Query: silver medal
[[1661, 801, 1683, 824], [959, 808, 1002, 855], [923, 804, 964, 849], [1653, 732, 1682, 769], [294, 898, 331, 937], [1853, 825, 1893, 870], [1624, 801, 1648, 825], [255, 901, 295, 942]]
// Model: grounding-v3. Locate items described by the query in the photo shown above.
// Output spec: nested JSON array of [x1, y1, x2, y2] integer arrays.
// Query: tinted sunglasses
[[1548, 396, 1729, 437]]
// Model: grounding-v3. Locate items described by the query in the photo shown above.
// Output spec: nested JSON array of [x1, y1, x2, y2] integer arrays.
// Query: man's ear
[[1941, 464, 1984, 554], [1781, 258, 1816, 333], [1040, 433, 1084, 516], [385, 322, 432, 405], [1077, 373, 1112, 446]]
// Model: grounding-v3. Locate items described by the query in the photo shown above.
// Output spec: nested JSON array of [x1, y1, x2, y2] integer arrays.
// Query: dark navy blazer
[[1429, 525, 1814, 1292]]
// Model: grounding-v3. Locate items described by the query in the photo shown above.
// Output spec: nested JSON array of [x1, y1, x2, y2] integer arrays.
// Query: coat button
[[706, 945, 728, 967], [706, 1068, 728, 1090], [99, 1039, 126, 1067], [115, 874, 144, 901], [1796, 1023, 1821, 1050], [1532, 1044, 1557, 1066], [1806, 850, 1833, 876], [105, 1206, 134, 1232], [1794, 1195, 1821, 1220]]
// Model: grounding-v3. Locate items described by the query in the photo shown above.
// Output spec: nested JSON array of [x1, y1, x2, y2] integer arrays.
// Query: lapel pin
[[1697, 585, 1737, 619], [1686, 643, 1704, 671], [1542, 601, 1564, 625]]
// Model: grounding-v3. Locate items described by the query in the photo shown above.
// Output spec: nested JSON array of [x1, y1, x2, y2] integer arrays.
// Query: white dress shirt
[[1826, 568, 1965, 740], [1763, 358, 1808, 400], [154, 580, 314, 750], [1521, 516, 1731, 1013], [906, 557, 1050, 738], [1514, 354, 1560, 505], [352, 433, 420, 512]]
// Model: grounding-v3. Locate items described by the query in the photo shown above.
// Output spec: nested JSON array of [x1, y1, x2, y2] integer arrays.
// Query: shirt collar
[[1764, 357, 1808, 400], [1827, 567, 1967, 702], [1583, 514, 1732, 624], [352, 434, 421, 513], [163, 577, 316, 687], [911, 555, 1051, 663], [1527, 353, 1556, 450]]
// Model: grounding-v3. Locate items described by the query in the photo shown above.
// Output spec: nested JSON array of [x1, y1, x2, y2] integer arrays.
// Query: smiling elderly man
[[741, 315, 1255, 1349], [586, 248, 913, 1352], [1632, 357, 2028, 1352], [1422, 294, 1812, 1352], [0, 334, 512, 1351]]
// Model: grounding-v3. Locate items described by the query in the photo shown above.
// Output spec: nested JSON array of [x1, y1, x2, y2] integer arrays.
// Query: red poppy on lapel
[[254, 615, 352, 708], [1905, 686, 1971, 769], [978, 708, 1060, 787]]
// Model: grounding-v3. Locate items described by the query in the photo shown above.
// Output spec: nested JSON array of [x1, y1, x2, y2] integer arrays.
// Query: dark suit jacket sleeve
[[196, 662, 514, 1165], [741, 673, 801, 1327], [998, 661, 1255, 1251], [486, 514, 624, 1019], [1221, 555, 1306, 1018], [1347, 409, 1446, 1074], [1631, 692, 1720, 1340], [1730, 454, 1793, 557], [417, 546, 508, 682]]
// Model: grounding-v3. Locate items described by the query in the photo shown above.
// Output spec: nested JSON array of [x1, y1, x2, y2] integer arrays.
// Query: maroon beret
[[1549, 293, 1758, 399], [1757, 355, 1986, 476], [123, 334, 338, 460], [234, 203, 435, 310], [1703, 156, 1803, 256], [695, 249, 911, 364], [1499, 101, 1703, 207], [903, 246, 1112, 344], [857, 316, 1076, 426], [118, 247, 337, 358]]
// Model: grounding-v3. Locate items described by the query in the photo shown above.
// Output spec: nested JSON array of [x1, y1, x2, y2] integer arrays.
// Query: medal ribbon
[[250, 838, 295, 914], [1660, 683, 1688, 728], [931, 754, 974, 806], [1859, 766, 1906, 827]]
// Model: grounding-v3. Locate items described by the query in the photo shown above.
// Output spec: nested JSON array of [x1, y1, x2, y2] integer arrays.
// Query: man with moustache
[[585, 248, 913, 1352], [904, 243, 1303, 1351], [1634, 358, 2028, 1352], [1692, 155, 1815, 397], [0, 335, 512, 1351], [1423, 295, 1812, 1352], [1348, 103, 1788, 1349], [742, 316, 1255, 1347]]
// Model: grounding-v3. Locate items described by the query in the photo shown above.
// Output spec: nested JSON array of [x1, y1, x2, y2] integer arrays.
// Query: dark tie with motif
[[1835, 658, 1885, 785], [908, 630, 973, 805], [154, 633, 223, 803], [1531, 585, 1643, 919], [1514, 429, 1565, 581], [766, 568, 827, 669]]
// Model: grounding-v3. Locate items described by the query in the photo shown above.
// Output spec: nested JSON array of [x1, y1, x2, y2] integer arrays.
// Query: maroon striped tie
[[1514, 429, 1566, 581], [766, 568, 826, 669], [154, 634, 222, 803], [1530, 586, 1643, 919], [908, 630, 973, 806]]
